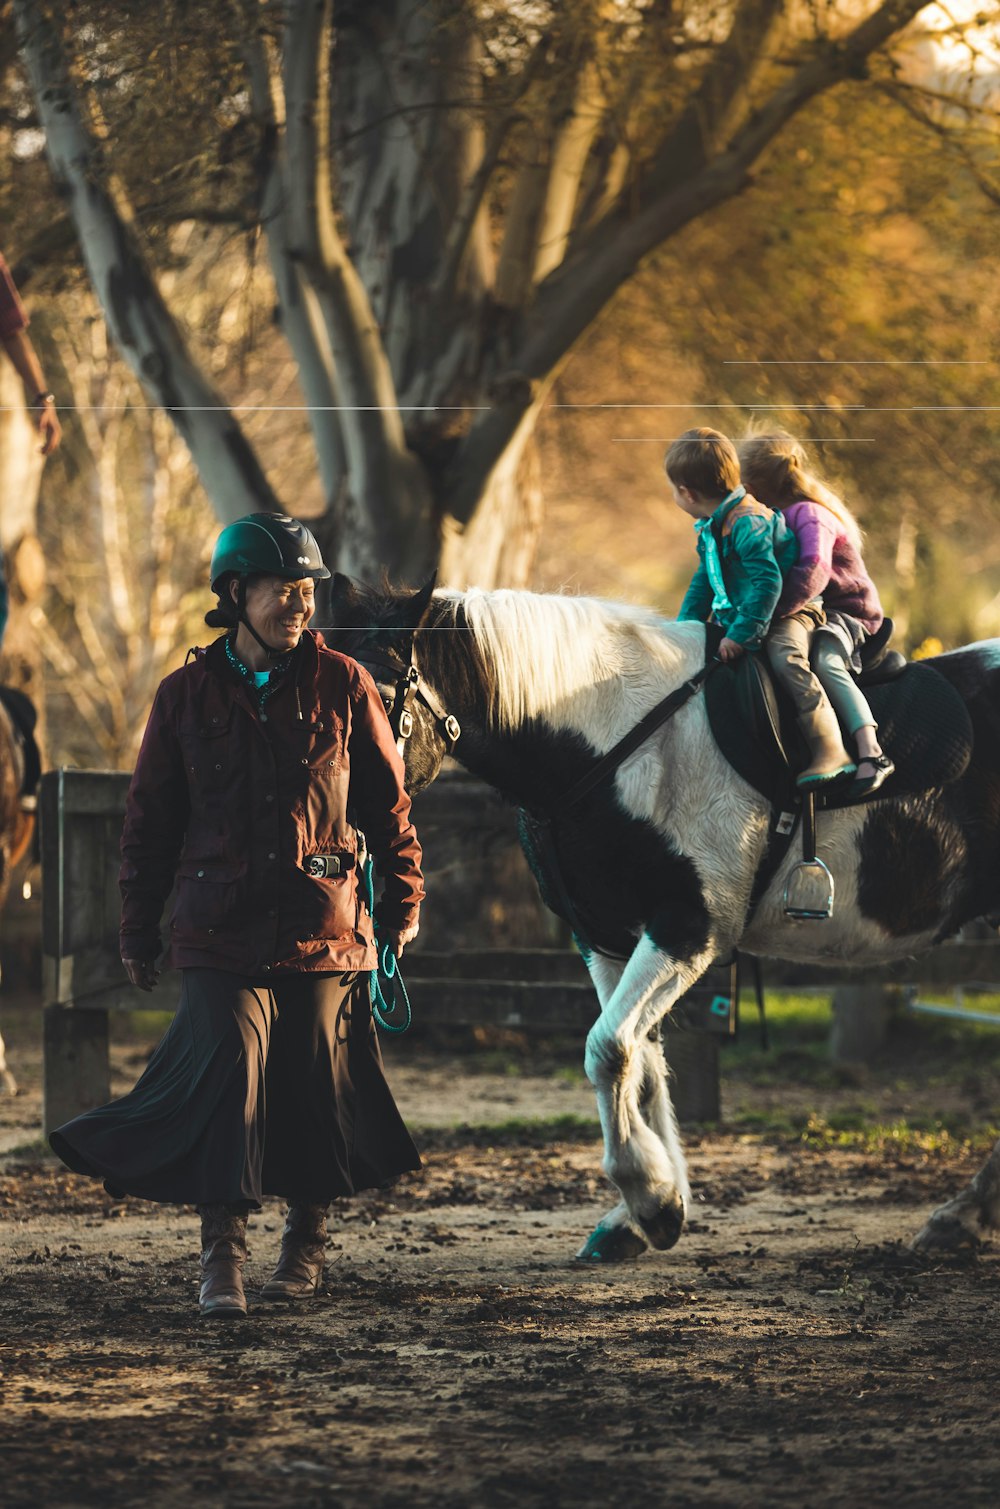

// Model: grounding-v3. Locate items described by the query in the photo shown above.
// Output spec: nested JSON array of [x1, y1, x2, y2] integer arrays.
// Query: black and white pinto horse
[[0, 697, 33, 1095], [332, 576, 1000, 1262]]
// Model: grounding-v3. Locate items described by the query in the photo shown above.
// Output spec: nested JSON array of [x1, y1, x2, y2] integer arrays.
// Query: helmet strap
[[232, 576, 288, 662]]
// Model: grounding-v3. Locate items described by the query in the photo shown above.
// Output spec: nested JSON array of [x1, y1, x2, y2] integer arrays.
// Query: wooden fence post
[[664, 1030, 721, 1123], [42, 1005, 110, 1134], [829, 984, 892, 1063]]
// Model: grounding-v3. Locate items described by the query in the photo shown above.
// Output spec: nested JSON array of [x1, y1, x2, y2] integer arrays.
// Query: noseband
[[357, 647, 461, 758]]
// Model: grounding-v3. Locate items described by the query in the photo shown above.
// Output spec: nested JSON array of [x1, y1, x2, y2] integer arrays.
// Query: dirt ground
[[2, 1002, 1000, 1509]]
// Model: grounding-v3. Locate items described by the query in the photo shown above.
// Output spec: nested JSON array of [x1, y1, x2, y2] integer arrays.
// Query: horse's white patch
[[459, 590, 704, 735]]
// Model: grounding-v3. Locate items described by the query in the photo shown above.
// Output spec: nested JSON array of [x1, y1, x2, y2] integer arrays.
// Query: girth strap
[[546, 660, 719, 819]]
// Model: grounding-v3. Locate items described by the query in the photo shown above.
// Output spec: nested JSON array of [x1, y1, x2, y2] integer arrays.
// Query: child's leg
[[811, 637, 881, 752], [765, 616, 854, 786], [811, 637, 894, 791]]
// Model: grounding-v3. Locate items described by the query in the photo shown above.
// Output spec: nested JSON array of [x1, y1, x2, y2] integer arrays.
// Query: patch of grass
[[728, 1102, 1000, 1155], [552, 1064, 588, 1086], [113, 1009, 176, 1041]]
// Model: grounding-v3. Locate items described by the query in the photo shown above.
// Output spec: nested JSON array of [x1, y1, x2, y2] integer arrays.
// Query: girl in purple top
[[739, 431, 894, 798]]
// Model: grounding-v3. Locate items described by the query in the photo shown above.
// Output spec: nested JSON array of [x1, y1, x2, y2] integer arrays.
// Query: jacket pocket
[[293, 866, 359, 942], [179, 706, 236, 794], [172, 858, 247, 937]]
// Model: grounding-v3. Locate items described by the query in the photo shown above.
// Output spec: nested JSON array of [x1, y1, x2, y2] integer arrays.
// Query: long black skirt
[[49, 969, 421, 1208]]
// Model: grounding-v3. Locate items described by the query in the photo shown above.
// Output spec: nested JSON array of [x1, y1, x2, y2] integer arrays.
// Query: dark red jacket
[[120, 630, 424, 975]]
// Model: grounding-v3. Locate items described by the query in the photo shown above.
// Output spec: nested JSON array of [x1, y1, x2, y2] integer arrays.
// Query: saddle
[[0, 686, 42, 801], [704, 639, 974, 811]]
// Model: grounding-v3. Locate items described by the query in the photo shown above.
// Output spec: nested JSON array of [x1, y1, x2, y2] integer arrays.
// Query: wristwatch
[[32, 391, 55, 406]]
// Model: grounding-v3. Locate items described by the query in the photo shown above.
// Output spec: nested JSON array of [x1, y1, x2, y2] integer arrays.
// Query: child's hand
[[717, 637, 745, 663]]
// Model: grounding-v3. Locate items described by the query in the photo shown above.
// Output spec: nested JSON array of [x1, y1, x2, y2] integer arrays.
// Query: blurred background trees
[[0, 0, 996, 766]]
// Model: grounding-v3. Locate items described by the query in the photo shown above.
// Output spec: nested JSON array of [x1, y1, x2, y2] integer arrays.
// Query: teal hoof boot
[[575, 1223, 649, 1263]]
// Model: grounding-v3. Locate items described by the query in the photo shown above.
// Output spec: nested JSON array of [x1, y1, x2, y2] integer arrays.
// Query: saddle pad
[[705, 657, 973, 810]]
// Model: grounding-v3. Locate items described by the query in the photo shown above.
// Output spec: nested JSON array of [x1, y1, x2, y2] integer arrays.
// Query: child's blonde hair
[[737, 429, 863, 549]]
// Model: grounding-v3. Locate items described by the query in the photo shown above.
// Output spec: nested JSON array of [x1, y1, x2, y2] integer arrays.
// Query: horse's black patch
[[856, 797, 969, 937], [471, 718, 711, 963]]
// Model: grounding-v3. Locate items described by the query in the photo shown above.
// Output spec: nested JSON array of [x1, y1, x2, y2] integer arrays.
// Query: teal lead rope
[[361, 853, 412, 1034]]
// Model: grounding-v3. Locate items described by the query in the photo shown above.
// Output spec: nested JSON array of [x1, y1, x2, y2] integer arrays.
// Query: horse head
[[327, 573, 459, 794]]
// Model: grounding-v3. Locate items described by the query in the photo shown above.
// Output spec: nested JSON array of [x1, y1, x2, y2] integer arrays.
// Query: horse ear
[[330, 572, 359, 611], [329, 572, 366, 628], [409, 573, 437, 628]]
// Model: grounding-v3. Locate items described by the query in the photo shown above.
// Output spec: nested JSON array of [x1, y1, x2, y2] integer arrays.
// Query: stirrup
[[783, 791, 834, 921]]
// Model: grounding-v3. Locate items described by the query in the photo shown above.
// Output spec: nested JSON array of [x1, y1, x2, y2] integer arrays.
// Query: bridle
[[355, 643, 462, 758]]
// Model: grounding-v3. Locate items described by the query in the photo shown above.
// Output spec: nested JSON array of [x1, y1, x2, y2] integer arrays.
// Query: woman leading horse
[[49, 514, 425, 1319]]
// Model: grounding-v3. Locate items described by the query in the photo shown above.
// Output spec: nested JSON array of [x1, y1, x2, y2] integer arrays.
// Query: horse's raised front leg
[[911, 1133, 1000, 1253], [575, 950, 650, 1263], [584, 935, 715, 1252]]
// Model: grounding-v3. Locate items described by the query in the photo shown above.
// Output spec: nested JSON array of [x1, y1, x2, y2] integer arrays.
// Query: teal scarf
[[694, 485, 745, 616]]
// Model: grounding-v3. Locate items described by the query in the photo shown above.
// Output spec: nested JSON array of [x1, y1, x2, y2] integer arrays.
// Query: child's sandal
[[852, 753, 895, 798]]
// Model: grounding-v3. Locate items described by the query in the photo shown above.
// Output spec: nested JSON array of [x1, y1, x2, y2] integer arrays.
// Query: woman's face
[[238, 574, 316, 651]]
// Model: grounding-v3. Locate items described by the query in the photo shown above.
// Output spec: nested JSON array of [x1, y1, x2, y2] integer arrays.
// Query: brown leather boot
[[198, 1204, 248, 1319], [796, 706, 856, 788], [260, 1203, 328, 1301]]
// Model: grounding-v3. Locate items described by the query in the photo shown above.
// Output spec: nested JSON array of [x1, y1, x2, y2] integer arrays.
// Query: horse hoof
[[575, 1224, 649, 1264], [636, 1195, 685, 1251], [910, 1214, 982, 1255]]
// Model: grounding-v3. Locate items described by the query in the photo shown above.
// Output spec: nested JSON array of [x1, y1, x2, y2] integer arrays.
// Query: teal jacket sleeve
[[725, 517, 783, 648], [678, 559, 713, 623]]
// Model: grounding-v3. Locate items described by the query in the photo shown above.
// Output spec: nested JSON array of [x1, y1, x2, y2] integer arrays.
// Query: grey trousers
[[766, 611, 877, 738], [812, 635, 877, 737], [765, 610, 828, 720]]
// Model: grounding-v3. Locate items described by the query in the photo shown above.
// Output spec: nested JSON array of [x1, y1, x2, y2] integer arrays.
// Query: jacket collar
[[701, 484, 747, 535]]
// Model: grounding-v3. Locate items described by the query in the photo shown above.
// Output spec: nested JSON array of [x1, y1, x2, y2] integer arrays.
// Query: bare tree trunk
[[439, 427, 543, 589], [14, 0, 280, 526]]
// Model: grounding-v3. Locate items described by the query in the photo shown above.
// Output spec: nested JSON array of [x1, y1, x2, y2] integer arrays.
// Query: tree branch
[[10, 201, 256, 290], [238, 0, 348, 515], [446, 0, 933, 525], [13, 0, 281, 525], [878, 78, 1000, 207], [282, 0, 431, 575], [431, 28, 551, 302]]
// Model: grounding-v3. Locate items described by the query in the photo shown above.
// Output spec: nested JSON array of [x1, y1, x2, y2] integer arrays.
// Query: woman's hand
[[717, 637, 745, 663], [384, 922, 419, 958], [122, 958, 159, 992]]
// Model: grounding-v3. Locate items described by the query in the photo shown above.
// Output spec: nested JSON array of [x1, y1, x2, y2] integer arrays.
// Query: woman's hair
[[204, 572, 260, 630], [737, 429, 863, 548], [665, 427, 741, 499]]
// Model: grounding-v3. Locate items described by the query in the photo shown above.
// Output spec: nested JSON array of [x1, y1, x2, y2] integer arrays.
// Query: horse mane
[[419, 589, 704, 731]]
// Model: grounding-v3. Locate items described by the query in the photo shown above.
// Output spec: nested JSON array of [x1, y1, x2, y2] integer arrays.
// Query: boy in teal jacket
[[667, 427, 796, 662], [666, 426, 856, 785]]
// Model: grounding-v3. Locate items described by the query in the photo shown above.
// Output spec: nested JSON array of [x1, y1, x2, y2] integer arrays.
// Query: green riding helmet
[[210, 513, 331, 592]]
